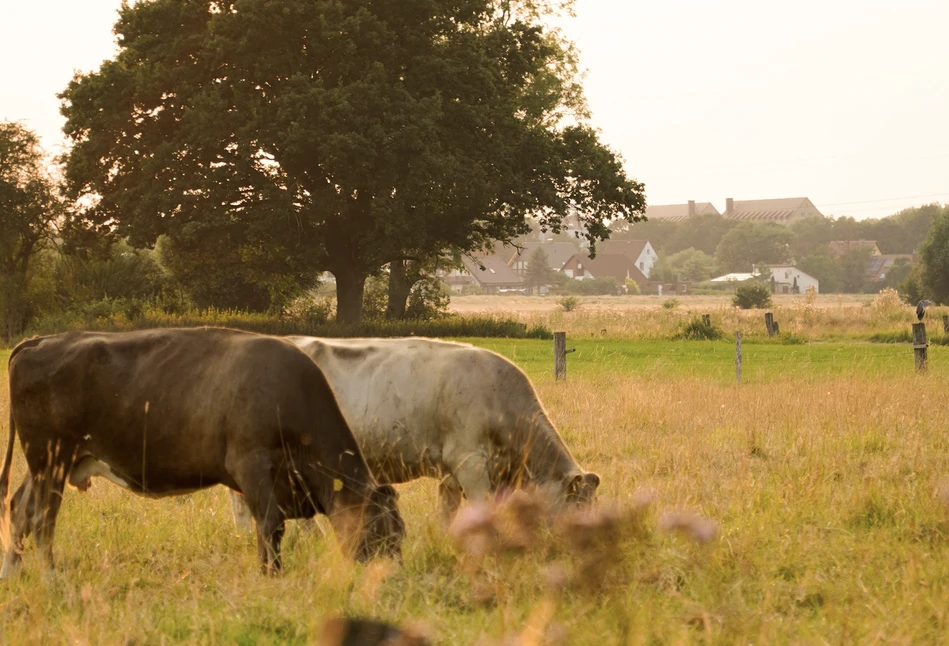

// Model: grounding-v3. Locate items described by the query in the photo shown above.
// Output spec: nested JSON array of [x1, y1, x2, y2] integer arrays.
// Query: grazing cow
[[232, 337, 599, 530], [1, 328, 404, 578]]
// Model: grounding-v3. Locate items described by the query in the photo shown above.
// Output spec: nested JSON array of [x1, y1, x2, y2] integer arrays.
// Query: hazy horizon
[[2, 0, 947, 221]]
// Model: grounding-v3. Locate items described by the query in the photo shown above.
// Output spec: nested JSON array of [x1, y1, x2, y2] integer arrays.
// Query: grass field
[[2, 335, 949, 644]]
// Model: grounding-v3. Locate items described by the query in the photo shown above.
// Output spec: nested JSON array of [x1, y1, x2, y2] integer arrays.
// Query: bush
[[565, 276, 621, 296], [870, 288, 904, 319], [673, 317, 723, 341], [558, 295, 580, 312], [625, 277, 641, 295], [405, 277, 451, 320], [662, 298, 679, 310], [733, 283, 772, 309]]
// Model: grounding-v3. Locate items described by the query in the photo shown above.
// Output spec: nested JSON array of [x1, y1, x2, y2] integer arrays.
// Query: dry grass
[[2, 339, 949, 644], [450, 293, 945, 343]]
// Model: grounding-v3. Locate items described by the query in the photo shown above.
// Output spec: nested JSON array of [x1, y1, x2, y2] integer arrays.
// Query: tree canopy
[[714, 223, 793, 273], [0, 121, 61, 338], [917, 206, 949, 304], [60, 0, 645, 321]]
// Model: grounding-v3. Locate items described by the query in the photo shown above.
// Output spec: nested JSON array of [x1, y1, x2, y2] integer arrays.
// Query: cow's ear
[[582, 472, 601, 491]]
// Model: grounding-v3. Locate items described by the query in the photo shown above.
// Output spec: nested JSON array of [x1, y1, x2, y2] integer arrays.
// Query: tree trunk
[[386, 260, 412, 320], [334, 267, 366, 325]]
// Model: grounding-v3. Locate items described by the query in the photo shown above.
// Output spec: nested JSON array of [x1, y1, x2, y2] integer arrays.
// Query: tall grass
[[473, 295, 947, 344], [3, 341, 949, 643], [14, 308, 551, 347]]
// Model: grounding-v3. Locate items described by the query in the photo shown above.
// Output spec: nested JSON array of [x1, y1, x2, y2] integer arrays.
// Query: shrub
[[733, 283, 772, 309], [558, 295, 580, 312], [674, 317, 723, 341], [405, 277, 451, 320], [662, 298, 679, 310], [870, 288, 904, 319], [625, 278, 641, 295]]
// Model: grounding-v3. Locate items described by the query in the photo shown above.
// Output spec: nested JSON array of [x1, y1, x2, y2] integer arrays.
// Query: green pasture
[[464, 338, 941, 383]]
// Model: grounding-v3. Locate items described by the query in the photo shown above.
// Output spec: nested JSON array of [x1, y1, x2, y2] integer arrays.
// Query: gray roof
[[599, 239, 650, 262], [507, 240, 582, 271], [726, 197, 823, 223], [645, 202, 720, 222], [460, 254, 523, 286]]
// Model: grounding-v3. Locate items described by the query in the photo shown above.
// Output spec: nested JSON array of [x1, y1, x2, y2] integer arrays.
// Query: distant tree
[[0, 121, 61, 339], [524, 247, 555, 294], [917, 206, 949, 304], [653, 247, 718, 282], [798, 251, 840, 293], [789, 215, 834, 258], [61, 0, 645, 323], [714, 223, 793, 273], [664, 213, 736, 255], [837, 247, 872, 293]]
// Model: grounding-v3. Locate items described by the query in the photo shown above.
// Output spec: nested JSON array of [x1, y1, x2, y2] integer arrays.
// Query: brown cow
[[1, 328, 404, 577]]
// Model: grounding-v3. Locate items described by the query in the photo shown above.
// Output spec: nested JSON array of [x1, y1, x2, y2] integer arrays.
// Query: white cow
[[232, 336, 599, 530]]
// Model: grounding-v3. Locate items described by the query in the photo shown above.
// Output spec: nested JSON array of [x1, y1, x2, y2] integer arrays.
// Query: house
[[865, 254, 914, 283], [597, 239, 657, 278], [442, 254, 524, 294], [710, 272, 759, 282], [643, 200, 721, 223], [506, 240, 582, 275], [723, 197, 823, 226], [767, 266, 819, 294], [561, 253, 649, 288], [828, 240, 882, 257]]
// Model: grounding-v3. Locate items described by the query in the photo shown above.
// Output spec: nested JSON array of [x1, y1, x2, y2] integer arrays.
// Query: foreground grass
[[2, 343, 949, 643]]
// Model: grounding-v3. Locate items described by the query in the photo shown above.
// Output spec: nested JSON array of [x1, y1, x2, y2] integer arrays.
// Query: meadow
[[2, 303, 949, 644]]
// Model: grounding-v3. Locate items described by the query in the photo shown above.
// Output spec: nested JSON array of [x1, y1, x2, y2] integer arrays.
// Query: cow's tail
[[0, 401, 15, 552], [0, 340, 31, 553]]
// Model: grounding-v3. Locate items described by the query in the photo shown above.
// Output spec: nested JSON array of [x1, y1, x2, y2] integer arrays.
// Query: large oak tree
[[61, 0, 645, 322]]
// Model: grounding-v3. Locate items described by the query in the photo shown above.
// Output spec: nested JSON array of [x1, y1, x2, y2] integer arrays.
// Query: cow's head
[[563, 472, 600, 506], [332, 484, 405, 563], [356, 484, 405, 562]]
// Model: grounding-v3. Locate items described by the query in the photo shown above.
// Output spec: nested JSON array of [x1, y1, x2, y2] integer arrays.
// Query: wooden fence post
[[735, 331, 743, 383], [554, 332, 575, 381], [913, 323, 928, 373], [764, 312, 775, 337], [943, 315, 949, 335]]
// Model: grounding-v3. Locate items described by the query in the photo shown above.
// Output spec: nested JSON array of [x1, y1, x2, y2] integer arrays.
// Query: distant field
[[3, 339, 949, 643], [448, 293, 873, 313], [465, 337, 942, 383]]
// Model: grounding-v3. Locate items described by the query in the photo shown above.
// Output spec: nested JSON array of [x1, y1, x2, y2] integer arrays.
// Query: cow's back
[[10, 328, 364, 495], [288, 336, 565, 482]]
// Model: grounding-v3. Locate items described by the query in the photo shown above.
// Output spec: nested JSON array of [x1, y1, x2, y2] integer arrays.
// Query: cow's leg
[[27, 456, 71, 574], [438, 477, 463, 523], [1, 477, 34, 579], [229, 490, 255, 534], [226, 456, 288, 575]]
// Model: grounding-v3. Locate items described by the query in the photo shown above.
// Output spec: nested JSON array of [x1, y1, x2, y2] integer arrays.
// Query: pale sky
[[2, 1, 948, 220]]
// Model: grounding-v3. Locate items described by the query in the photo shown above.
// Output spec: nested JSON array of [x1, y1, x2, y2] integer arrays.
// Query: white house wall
[[635, 243, 657, 278]]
